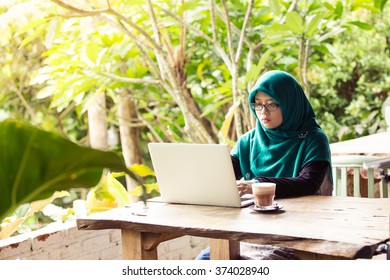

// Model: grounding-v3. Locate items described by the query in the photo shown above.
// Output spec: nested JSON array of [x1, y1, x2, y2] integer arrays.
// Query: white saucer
[[250, 203, 284, 212]]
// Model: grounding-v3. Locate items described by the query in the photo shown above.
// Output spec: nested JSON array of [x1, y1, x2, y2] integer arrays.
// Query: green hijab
[[231, 70, 332, 182]]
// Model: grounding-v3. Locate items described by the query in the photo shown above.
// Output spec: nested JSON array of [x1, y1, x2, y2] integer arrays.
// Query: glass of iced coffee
[[251, 182, 276, 207]]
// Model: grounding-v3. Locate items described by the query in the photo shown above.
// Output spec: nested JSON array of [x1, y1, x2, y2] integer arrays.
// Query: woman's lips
[[261, 118, 270, 124]]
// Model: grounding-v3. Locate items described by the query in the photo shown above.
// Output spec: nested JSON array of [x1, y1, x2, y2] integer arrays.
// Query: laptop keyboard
[[240, 195, 254, 207]]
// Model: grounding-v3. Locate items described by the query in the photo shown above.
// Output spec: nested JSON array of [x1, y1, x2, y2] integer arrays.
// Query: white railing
[[331, 155, 388, 198]]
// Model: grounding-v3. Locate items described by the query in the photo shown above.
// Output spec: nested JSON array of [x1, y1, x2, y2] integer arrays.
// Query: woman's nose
[[261, 109, 270, 116]]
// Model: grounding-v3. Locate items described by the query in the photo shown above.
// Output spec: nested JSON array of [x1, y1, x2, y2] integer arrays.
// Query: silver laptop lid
[[148, 142, 244, 207]]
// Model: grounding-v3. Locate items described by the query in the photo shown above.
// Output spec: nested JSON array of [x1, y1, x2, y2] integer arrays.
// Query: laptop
[[147, 142, 254, 208]]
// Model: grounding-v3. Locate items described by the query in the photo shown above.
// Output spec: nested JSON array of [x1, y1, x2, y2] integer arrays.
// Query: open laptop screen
[[148, 142, 252, 208]]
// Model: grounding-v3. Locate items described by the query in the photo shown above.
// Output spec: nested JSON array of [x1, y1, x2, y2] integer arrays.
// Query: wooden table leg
[[209, 239, 240, 260], [121, 230, 182, 260], [121, 230, 158, 260]]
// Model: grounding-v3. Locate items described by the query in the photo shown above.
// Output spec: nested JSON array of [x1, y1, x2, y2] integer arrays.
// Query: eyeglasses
[[250, 103, 280, 112]]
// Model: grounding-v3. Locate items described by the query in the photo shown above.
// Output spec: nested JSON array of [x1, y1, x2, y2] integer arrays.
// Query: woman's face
[[253, 91, 283, 129]]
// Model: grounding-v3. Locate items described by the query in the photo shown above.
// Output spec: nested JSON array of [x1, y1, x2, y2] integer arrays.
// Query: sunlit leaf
[[0, 191, 69, 239], [218, 100, 241, 144], [318, 27, 346, 42], [246, 43, 292, 83], [269, 0, 281, 15], [0, 216, 24, 240], [28, 191, 70, 216], [261, 36, 286, 45], [19, 24, 47, 48], [86, 173, 132, 214], [285, 11, 303, 34], [347, 21, 373, 30], [128, 164, 156, 177], [306, 14, 323, 37], [15, 17, 52, 36], [86, 190, 119, 214], [200, 97, 233, 117], [85, 41, 100, 66], [128, 183, 159, 196], [335, 1, 344, 19], [256, 44, 294, 74], [197, 62, 206, 80], [374, 0, 388, 11]]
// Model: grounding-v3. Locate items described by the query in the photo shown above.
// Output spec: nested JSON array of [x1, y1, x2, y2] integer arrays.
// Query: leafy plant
[[86, 167, 159, 215], [0, 190, 70, 239], [0, 119, 144, 224], [310, 3, 390, 142], [86, 173, 131, 215]]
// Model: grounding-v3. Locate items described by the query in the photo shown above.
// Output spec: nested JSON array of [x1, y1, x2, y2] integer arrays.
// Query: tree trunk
[[87, 92, 108, 150], [181, 87, 219, 143], [298, 37, 310, 98], [118, 90, 142, 198]]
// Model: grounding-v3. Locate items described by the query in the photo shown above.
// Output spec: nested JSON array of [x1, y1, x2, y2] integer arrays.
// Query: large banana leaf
[[0, 119, 139, 222]]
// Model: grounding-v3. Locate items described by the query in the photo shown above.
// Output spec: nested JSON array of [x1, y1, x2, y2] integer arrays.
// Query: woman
[[233, 70, 332, 198], [196, 70, 332, 260]]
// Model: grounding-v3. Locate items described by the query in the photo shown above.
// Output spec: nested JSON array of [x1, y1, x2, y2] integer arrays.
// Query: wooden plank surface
[[77, 196, 390, 259]]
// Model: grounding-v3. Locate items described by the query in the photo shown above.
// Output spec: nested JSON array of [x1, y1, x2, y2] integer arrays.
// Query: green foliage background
[[0, 0, 389, 235], [0, 0, 388, 145]]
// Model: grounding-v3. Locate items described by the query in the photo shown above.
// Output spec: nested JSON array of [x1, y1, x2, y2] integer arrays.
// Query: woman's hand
[[237, 179, 257, 196]]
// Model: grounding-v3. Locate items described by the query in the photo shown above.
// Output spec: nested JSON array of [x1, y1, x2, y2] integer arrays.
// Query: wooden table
[[76, 196, 390, 260]]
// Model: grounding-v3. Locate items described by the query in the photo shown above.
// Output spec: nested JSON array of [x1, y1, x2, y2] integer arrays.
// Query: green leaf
[[285, 11, 303, 34], [311, 44, 330, 55], [85, 41, 100, 65], [374, 0, 388, 11], [306, 14, 323, 37], [335, 1, 344, 19], [347, 21, 373, 30], [128, 183, 159, 197], [87, 172, 131, 213], [261, 36, 286, 44], [0, 119, 137, 222], [15, 17, 52, 36], [0, 191, 69, 239], [19, 24, 47, 49], [308, 1, 322, 13], [269, 0, 281, 16], [200, 97, 233, 117], [218, 101, 241, 143], [265, 22, 291, 32], [128, 164, 156, 177], [245, 44, 293, 84], [255, 43, 294, 74], [318, 27, 346, 42], [246, 64, 262, 84], [197, 62, 206, 80]]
